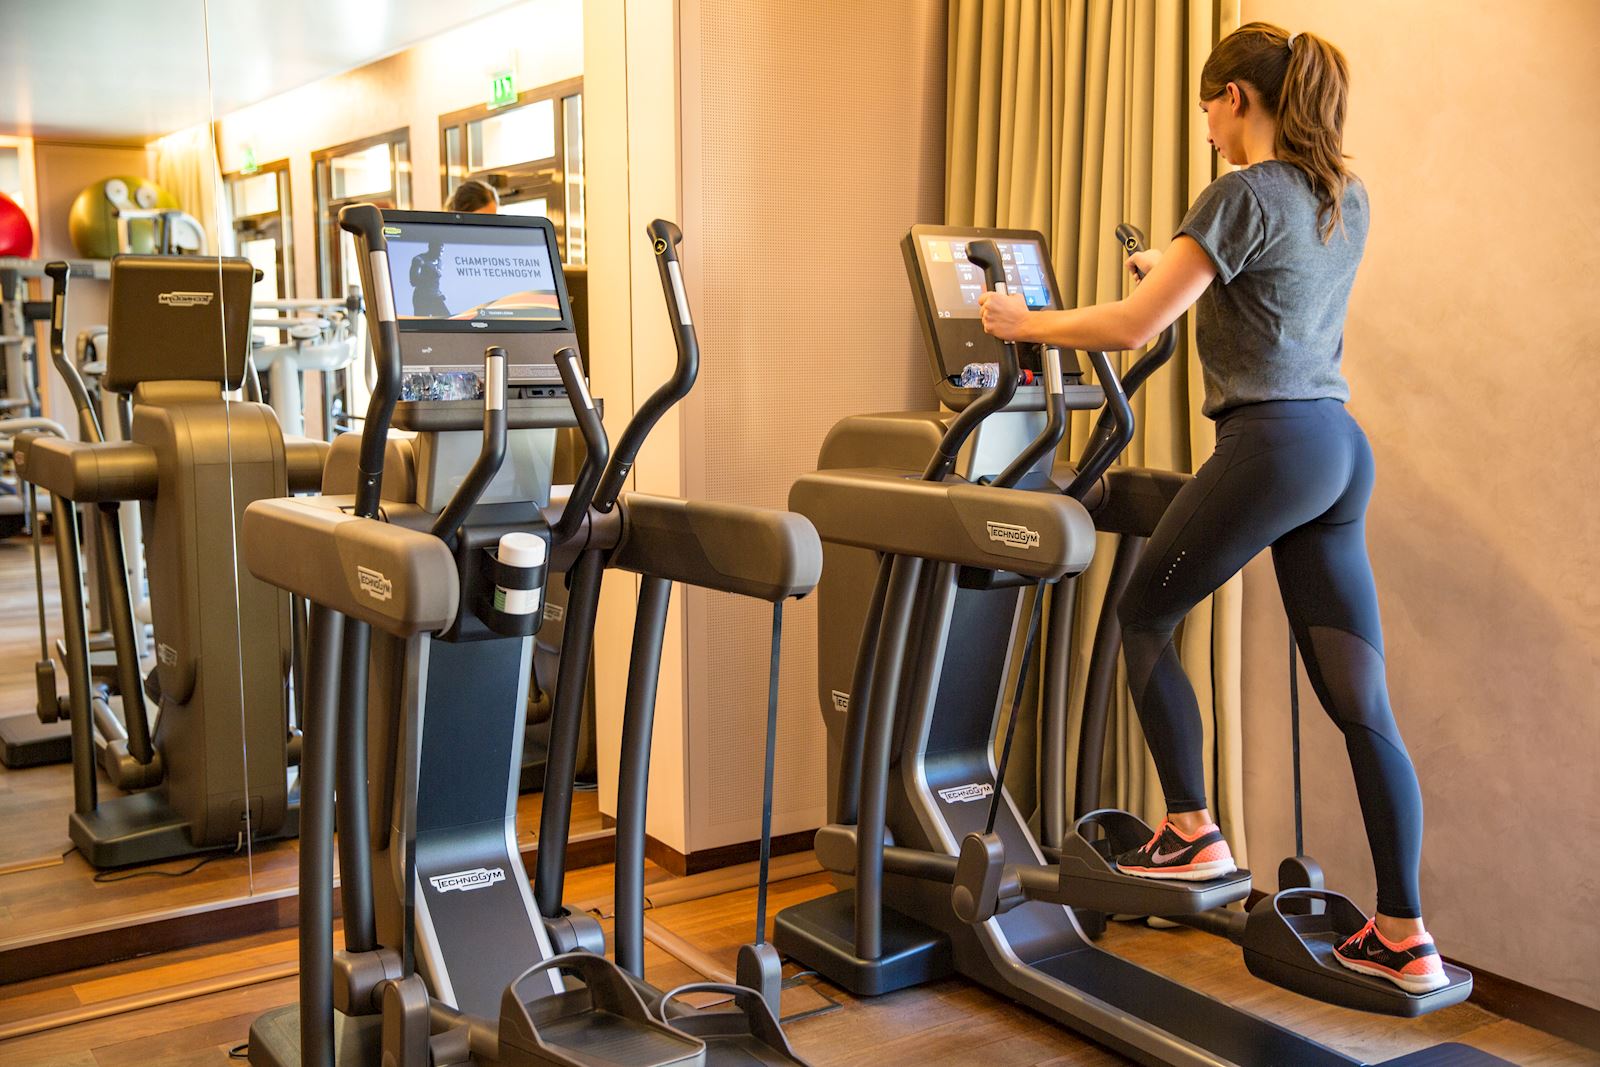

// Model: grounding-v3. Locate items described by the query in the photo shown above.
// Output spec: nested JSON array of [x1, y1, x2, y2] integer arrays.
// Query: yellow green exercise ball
[[67, 176, 179, 258]]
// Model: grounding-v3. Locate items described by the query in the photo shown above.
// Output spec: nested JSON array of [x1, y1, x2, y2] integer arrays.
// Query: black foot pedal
[[1058, 809, 1251, 915], [657, 982, 811, 1066], [499, 952, 705, 1066], [1243, 888, 1474, 1017]]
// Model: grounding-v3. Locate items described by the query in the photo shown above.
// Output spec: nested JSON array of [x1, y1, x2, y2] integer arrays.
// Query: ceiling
[[2, 0, 528, 143]]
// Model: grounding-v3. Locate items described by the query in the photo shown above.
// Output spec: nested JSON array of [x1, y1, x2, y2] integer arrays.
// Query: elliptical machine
[[242, 206, 818, 1066], [18, 256, 323, 867], [774, 228, 1501, 1066]]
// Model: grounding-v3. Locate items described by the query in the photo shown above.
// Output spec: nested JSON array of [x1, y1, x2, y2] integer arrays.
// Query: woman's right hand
[[1126, 248, 1163, 280]]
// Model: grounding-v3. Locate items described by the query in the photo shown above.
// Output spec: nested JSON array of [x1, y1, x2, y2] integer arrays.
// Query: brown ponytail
[[1200, 22, 1353, 242]]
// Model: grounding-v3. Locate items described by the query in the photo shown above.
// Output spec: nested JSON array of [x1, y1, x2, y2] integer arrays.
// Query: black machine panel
[[902, 224, 1066, 384], [380, 211, 578, 390]]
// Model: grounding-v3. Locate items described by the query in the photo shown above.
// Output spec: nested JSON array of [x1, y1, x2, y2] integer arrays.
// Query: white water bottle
[[494, 532, 547, 617]]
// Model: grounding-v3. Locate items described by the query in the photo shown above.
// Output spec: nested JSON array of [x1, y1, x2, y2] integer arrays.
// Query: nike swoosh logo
[[1151, 845, 1190, 863], [1366, 940, 1388, 958]]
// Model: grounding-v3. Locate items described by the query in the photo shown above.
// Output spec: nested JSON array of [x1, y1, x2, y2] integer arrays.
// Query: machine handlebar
[[592, 219, 699, 513], [339, 204, 401, 520], [551, 347, 610, 545], [43, 262, 105, 443], [924, 240, 1021, 482]]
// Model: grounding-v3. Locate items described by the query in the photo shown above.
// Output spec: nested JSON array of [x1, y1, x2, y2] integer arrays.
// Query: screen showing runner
[[918, 234, 1055, 319], [386, 220, 562, 321]]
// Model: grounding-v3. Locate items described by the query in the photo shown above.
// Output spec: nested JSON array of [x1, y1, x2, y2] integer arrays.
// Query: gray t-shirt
[[1176, 160, 1368, 417]]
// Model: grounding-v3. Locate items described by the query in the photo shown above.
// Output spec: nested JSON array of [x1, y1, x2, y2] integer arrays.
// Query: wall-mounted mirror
[[0, 4, 253, 979], [0, 0, 589, 986]]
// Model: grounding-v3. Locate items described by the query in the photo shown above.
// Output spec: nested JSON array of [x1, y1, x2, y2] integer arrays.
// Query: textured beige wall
[[583, 0, 691, 852], [1236, 0, 1600, 1008], [674, 0, 945, 850]]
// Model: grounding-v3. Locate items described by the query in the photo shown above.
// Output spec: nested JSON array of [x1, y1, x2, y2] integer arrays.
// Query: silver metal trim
[[994, 282, 1010, 296], [571, 368, 596, 411], [370, 251, 397, 323], [666, 260, 692, 326], [486, 354, 506, 411], [1044, 347, 1063, 395]]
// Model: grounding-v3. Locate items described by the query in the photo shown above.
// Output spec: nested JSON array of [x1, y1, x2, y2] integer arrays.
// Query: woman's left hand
[[978, 291, 1030, 342]]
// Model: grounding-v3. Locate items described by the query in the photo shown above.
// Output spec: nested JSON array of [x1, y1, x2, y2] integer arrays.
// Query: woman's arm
[[978, 236, 1218, 351]]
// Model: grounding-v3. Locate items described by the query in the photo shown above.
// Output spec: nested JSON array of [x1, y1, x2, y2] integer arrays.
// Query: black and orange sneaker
[[1113, 820, 1237, 881], [1333, 916, 1448, 993]]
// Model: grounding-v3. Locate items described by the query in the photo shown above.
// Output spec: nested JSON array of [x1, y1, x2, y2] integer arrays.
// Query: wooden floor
[[1, 855, 1592, 1066]]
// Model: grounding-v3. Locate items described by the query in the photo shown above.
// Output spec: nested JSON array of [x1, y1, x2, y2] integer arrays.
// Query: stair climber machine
[[772, 228, 1502, 1067], [241, 205, 819, 1066], [16, 258, 326, 867]]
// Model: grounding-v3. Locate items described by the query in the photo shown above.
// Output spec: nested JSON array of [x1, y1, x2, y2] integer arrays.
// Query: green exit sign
[[241, 145, 258, 174], [490, 70, 516, 109]]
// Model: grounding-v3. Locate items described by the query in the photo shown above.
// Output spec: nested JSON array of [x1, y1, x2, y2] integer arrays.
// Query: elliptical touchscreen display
[[917, 234, 1057, 318], [385, 220, 562, 323]]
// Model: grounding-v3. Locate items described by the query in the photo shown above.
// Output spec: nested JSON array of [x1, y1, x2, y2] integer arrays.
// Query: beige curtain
[[152, 123, 234, 256], [945, 0, 1247, 866]]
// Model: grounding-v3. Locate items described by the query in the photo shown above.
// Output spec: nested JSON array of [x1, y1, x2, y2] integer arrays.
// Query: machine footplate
[[1243, 889, 1474, 1018], [1053, 809, 1252, 915]]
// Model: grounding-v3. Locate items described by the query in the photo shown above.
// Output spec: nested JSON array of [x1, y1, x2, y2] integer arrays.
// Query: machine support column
[[1073, 534, 1144, 817], [613, 575, 673, 977], [854, 555, 924, 961], [534, 547, 605, 917]]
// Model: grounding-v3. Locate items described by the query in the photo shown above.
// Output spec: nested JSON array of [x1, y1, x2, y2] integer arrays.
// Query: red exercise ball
[[0, 192, 34, 257]]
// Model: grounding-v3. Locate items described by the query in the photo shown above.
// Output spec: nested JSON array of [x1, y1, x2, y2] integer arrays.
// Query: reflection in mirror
[[0, 5, 262, 970], [1, 0, 587, 985]]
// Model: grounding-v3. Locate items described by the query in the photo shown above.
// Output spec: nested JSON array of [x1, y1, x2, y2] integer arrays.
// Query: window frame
[[312, 127, 412, 298], [438, 76, 583, 261], [224, 158, 293, 300]]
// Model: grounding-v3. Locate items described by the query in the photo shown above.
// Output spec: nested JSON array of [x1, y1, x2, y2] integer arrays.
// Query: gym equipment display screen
[[384, 218, 567, 329], [379, 211, 576, 388], [916, 233, 1057, 319]]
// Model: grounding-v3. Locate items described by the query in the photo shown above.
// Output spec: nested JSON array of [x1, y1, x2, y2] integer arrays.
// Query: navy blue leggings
[[1117, 399, 1423, 919]]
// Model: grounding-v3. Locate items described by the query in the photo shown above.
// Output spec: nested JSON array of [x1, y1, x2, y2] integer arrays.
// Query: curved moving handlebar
[[993, 346, 1068, 489], [1060, 224, 1177, 501], [550, 347, 610, 545], [43, 263, 105, 443], [429, 347, 509, 542], [926, 239, 1020, 482], [339, 205, 402, 520], [592, 219, 700, 513], [1110, 223, 1179, 398]]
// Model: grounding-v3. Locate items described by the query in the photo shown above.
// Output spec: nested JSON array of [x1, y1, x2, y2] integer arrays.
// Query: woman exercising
[[978, 22, 1445, 994]]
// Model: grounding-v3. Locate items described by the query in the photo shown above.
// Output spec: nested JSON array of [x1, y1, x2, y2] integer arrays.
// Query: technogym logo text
[[986, 521, 1041, 550], [428, 867, 507, 894], [157, 291, 214, 307], [357, 566, 393, 602], [938, 782, 995, 804]]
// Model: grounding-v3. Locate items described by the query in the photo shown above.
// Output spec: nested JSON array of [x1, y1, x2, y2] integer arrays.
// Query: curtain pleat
[[152, 123, 235, 256], [945, 0, 1245, 864]]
